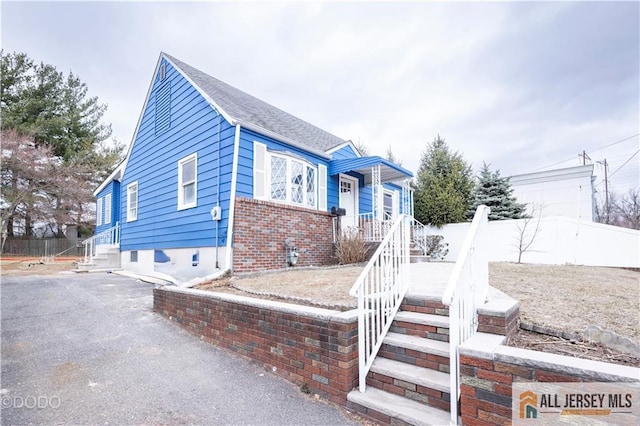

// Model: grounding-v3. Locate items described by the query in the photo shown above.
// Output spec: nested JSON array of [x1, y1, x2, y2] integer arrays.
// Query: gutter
[[225, 124, 242, 272], [238, 121, 332, 160]]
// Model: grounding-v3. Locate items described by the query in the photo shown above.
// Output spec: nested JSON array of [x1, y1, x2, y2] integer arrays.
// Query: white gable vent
[[155, 81, 171, 136]]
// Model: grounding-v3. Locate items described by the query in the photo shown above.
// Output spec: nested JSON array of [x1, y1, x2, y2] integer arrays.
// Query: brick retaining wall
[[154, 286, 359, 405], [459, 333, 640, 425], [233, 197, 335, 273]]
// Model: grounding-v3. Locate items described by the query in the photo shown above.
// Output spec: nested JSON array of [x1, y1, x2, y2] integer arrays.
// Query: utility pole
[[597, 159, 609, 222], [580, 150, 591, 165]]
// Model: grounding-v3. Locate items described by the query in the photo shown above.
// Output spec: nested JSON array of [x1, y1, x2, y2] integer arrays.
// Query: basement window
[[130, 251, 138, 263]]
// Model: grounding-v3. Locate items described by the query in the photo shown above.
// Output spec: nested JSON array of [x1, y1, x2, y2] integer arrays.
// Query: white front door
[[339, 175, 358, 233]]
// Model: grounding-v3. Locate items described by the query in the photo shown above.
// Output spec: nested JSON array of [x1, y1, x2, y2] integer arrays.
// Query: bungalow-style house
[[90, 52, 414, 281]]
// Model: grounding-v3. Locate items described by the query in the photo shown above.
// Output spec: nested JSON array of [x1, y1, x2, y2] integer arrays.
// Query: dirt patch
[[509, 329, 639, 367], [196, 266, 362, 310], [1, 259, 78, 276], [196, 262, 639, 366], [489, 263, 640, 344]]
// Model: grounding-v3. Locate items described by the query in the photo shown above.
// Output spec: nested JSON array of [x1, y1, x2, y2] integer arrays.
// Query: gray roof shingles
[[165, 54, 346, 153]]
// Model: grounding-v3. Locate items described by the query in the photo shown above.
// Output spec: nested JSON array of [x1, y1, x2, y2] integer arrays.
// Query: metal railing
[[350, 214, 411, 393], [410, 217, 429, 255], [82, 222, 120, 264], [333, 212, 395, 243], [441, 205, 490, 425]]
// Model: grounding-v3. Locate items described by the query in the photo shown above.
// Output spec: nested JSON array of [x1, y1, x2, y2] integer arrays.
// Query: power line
[[527, 133, 640, 173], [609, 149, 640, 178], [588, 133, 640, 154]]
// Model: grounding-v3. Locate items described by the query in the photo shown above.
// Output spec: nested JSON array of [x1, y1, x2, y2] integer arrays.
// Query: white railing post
[[350, 214, 411, 393], [81, 223, 121, 265], [441, 205, 490, 425]]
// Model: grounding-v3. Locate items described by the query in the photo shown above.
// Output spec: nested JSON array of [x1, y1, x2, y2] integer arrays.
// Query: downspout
[[215, 113, 222, 269], [224, 124, 241, 272]]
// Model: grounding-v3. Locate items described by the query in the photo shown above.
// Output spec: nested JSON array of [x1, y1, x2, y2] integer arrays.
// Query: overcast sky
[[2, 1, 638, 196]]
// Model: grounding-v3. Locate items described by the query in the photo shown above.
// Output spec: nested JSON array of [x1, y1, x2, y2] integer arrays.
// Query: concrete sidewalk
[[1, 273, 359, 425]]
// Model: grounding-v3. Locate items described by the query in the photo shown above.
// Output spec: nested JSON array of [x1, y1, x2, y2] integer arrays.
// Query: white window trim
[[104, 193, 112, 225], [127, 181, 138, 222], [267, 152, 317, 209], [178, 153, 198, 210], [96, 197, 103, 226]]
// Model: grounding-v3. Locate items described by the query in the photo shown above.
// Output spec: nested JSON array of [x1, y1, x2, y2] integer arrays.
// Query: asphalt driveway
[[1, 272, 358, 425]]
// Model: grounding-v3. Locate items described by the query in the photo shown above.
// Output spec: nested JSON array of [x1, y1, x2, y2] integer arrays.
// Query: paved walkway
[[1, 273, 359, 425]]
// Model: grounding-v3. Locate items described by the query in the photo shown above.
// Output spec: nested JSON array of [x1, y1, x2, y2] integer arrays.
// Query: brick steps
[[347, 306, 455, 425], [347, 387, 451, 426], [384, 332, 449, 358], [392, 311, 450, 342], [369, 357, 450, 394]]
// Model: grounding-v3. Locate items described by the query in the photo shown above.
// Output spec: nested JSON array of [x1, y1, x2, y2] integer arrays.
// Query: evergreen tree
[[385, 145, 403, 166], [1, 51, 123, 236], [469, 163, 526, 220], [414, 135, 474, 227], [1, 51, 112, 160]]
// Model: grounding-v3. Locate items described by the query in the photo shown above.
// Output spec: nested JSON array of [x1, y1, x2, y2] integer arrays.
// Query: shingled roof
[[164, 53, 346, 154]]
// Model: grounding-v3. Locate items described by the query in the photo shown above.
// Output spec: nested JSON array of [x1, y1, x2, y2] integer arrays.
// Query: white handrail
[[350, 214, 411, 393], [82, 222, 120, 264], [441, 205, 490, 425], [410, 217, 428, 255]]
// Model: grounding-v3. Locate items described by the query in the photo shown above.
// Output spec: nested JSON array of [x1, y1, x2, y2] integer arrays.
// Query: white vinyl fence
[[427, 216, 640, 268]]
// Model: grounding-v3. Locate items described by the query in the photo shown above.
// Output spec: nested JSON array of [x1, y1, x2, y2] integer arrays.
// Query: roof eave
[[240, 121, 332, 160]]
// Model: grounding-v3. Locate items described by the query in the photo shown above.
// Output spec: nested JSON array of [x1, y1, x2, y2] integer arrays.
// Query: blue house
[[91, 53, 414, 281]]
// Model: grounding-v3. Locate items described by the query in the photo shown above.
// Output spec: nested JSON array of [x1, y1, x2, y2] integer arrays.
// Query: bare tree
[[594, 188, 640, 230], [1, 130, 63, 250], [613, 188, 640, 230], [514, 203, 543, 263]]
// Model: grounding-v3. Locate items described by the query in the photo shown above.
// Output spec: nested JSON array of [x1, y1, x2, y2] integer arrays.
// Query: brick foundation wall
[[459, 334, 640, 426], [233, 197, 335, 273], [154, 286, 359, 405]]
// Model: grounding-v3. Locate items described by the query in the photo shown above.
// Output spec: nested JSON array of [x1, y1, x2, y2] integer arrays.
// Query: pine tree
[[1, 51, 123, 236], [385, 145, 403, 166], [414, 135, 474, 227], [469, 163, 526, 220]]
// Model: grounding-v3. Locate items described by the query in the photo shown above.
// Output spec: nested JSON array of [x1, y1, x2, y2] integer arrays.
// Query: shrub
[[425, 235, 449, 260], [334, 230, 368, 264]]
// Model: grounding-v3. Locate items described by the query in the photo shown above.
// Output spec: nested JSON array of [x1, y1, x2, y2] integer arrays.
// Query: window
[[383, 192, 393, 219], [178, 154, 197, 210], [130, 251, 138, 263], [96, 197, 103, 226], [127, 182, 138, 222], [104, 193, 112, 225], [253, 142, 323, 210], [269, 153, 316, 208], [383, 190, 399, 220]]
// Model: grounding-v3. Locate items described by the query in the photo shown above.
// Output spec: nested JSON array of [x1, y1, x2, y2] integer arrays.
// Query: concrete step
[[384, 332, 450, 358], [370, 357, 450, 394], [410, 255, 431, 264], [347, 387, 451, 426]]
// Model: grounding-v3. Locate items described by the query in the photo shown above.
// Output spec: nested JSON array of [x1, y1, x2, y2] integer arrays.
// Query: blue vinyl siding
[[330, 143, 359, 161], [327, 144, 359, 211], [119, 59, 235, 251], [95, 181, 120, 234]]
